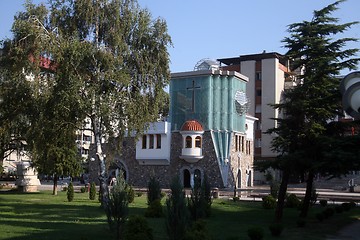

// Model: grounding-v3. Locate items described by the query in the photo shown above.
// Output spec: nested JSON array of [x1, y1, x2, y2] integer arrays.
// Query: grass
[[0, 190, 359, 240]]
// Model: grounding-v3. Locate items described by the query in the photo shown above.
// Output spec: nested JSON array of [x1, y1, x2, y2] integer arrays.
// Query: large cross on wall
[[186, 80, 200, 113]]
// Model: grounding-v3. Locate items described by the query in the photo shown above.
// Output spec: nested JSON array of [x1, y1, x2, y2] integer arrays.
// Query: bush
[[270, 181, 280, 198], [67, 182, 74, 202], [268, 223, 284, 237], [188, 175, 212, 221], [349, 201, 357, 208], [247, 226, 264, 240], [89, 182, 96, 200], [319, 199, 327, 207], [123, 215, 153, 240], [145, 199, 163, 218], [136, 191, 143, 197], [147, 177, 162, 205], [342, 202, 352, 211], [184, 220, 212, 240], [286, 194, 300, 208], [262, 195, 276, 209], [296, 218, 306, 227], [80, 187, 86, 193], [126, 185, 135, 203]]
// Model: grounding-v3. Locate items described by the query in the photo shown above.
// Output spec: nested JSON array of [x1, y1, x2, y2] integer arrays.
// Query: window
[[235, 135, 238, 151], [256, 89, 262, 96], [83, 135, 92, 142], [241, 136, 245, 152], [149, 134, 154, 149], [255, 121, 261, 130], [195, 136, 202, 148], [255, 104, 262, 113], [255, 138, 261, 148], [156, 134, 161, 149], [185, 136, 192, 148], [142, 135, 147, 149], [255, 71, 262, 81]]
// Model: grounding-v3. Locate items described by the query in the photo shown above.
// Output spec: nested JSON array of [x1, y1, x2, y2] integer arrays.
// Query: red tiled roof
[[181, 120, 203, 131]]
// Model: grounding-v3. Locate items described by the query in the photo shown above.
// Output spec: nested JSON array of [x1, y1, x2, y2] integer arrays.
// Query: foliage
[[107, 174, 129, 240], [165, 176, 190, 240], [270, 180, 280, 198], [266, 0, 360, 220], [126, 185, 135, 204], [319, 199, 328, 207], [262, 195, 276, 209], [323, 207, 335, 218], [67, 182, 74, 202], [147, 177, 162, 205], [268, 222, 284, 237], [286, 194, 301, 208], [184, 220, 212, 240], [89, 182, 96, 200], [145, 198, 163, 218], [247, 226, 264, 240], [188, 174, 212, 221], [123, 215, 153, 240]]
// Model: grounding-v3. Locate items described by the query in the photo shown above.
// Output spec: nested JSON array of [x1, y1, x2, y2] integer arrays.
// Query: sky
[[1, 0, 360, 74]]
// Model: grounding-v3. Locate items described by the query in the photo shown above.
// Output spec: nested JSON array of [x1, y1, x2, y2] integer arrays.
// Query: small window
[[255, 71, 262, 81], [149, 134, 154, 149], [195, 136, 202, 148], [142, 135, 147, 149], [185, 136, 192, 148], [256, 89, 262, 96], [255, 104, 262, 113], [235, 135, 238, 151], [156, 134, 161, 149]]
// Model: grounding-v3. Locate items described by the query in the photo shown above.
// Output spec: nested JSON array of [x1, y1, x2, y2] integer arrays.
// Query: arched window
[[195, 136, 202, 148], [185, 136, 192, 148]]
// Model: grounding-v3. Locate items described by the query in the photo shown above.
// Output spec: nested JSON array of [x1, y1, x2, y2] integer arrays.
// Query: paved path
[[327, 219, 360, 240]]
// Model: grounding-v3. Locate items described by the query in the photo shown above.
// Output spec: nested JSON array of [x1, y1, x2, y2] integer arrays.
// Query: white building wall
[[241, 60, 256, 114], [135, 121, 171, 165]]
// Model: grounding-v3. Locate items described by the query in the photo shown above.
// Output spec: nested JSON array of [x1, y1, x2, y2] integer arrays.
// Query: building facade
[[89, 69, 256, 189]]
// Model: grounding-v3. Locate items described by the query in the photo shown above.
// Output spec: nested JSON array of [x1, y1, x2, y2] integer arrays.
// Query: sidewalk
[[327, 219, 360, 240]]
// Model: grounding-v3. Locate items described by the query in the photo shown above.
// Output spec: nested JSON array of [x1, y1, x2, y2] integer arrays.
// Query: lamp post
[[340, 71, 360, 192]]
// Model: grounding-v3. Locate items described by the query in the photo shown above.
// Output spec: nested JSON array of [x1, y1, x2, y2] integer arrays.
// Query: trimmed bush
[[335, 205, 344, 213], [145, 199, 163, 218], [127, 185, 135, 203], [247, 226, 264, 240], [268, 223, 284, 237], [147, 177, 162, 205], [286, 193, 300, 208], [67, 182, 74, 202], [184, 219, 212, 240], [123, 215, 153, 240], [262, 195, 276, 209], [342, 202, 352, 211], [89, 182, 96, 200], [80, 187, 86, 193], [319, 199, 327, 207], [349, 201, 357, 208]]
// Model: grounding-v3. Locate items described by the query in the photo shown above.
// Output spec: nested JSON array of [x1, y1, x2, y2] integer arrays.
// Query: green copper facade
[[170, 70, 248, 132]]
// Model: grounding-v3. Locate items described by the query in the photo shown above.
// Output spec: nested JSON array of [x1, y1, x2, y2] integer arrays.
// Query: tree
[[267, 0, 359, 221], [165, 176, 190, 240], [2, 0, 171, 216]]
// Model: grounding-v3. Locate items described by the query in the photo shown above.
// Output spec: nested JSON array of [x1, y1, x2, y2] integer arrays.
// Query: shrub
[[247, 226, 264, 240], [80, 187, 86, 193], [349, 201, 357, 208], [233, 196, 239, 202], [286, 194, 300, 208], [184, 219, 211, 240], [89, 182, 96, 200], [136, 191, 143, 197], [296, 218, 306, 227], [268, 223, 284, 237], [147, 177, 162, 205], [319, 199, 327, 207], [62, 186, 68, 192], [188, 175, 212, 220], [145, 199, 163, 218], [123, 215, 153, 240], [67, 182, 74, 202], [262, 195, 276, 209], [126, 185, 135, 203]]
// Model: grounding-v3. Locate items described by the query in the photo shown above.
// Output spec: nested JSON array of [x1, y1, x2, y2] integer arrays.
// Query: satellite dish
[[194, 58, 219, 71]]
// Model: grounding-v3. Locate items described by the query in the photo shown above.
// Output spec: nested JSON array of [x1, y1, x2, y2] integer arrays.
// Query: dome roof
[[181, 120, 204, 131]]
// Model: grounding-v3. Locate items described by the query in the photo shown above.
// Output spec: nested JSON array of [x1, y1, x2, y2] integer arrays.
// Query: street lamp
[[340, 71, 360, 118]]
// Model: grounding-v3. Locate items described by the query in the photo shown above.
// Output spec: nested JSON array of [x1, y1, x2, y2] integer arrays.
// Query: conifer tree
[[268, 0, 359, 220]]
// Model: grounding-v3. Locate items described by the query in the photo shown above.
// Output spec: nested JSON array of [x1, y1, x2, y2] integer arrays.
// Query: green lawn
[[0, 190, 359, 240]]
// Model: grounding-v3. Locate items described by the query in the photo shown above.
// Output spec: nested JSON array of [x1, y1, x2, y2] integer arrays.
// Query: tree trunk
[[300, 171, 315, 218], [52, 174, 58, 195], [275, 168, 290, 222]]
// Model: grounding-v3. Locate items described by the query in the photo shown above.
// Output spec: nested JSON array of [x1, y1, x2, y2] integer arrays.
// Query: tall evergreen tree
[[267, 0, 359, 221]]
